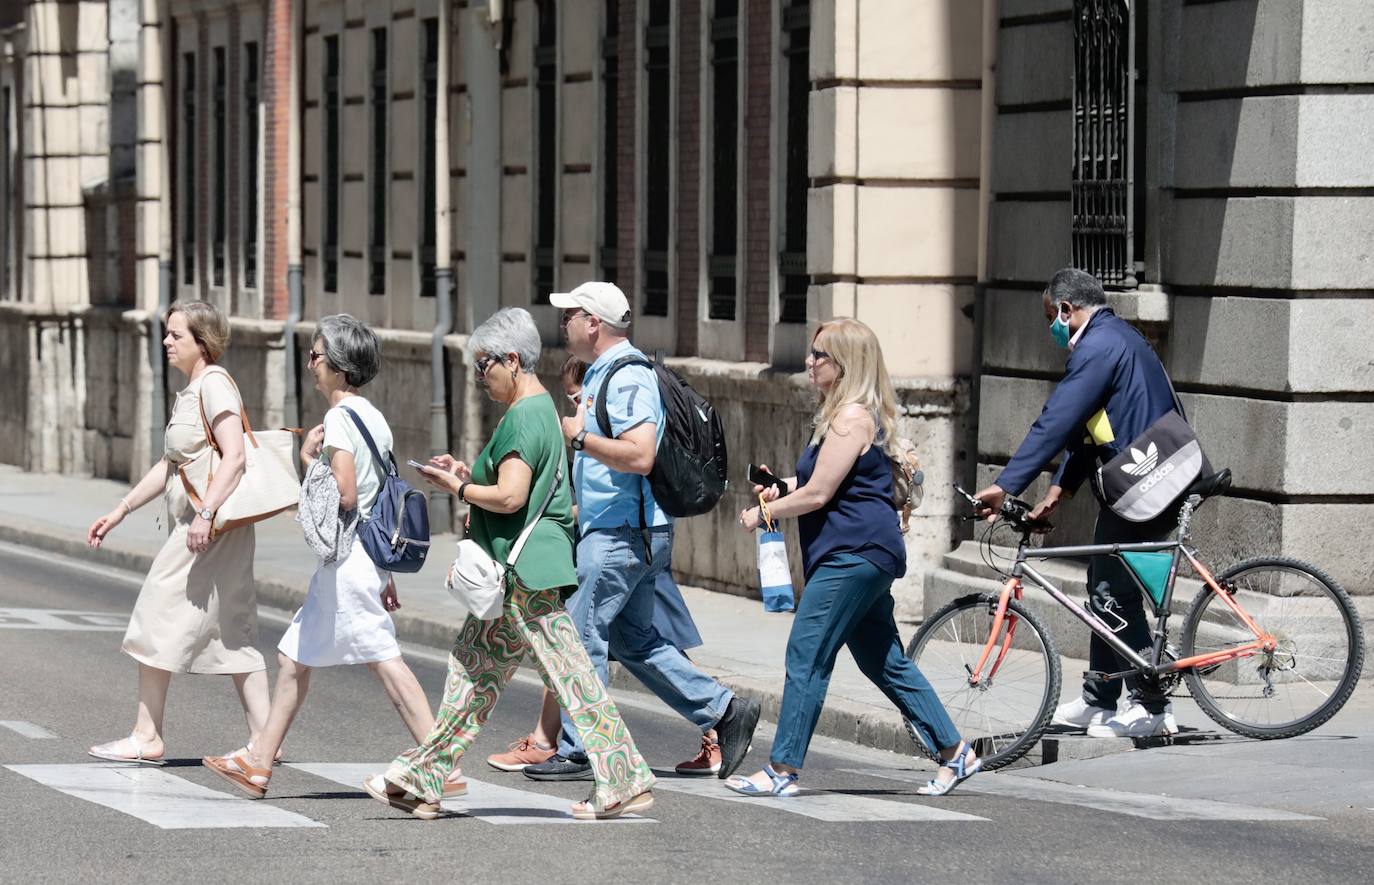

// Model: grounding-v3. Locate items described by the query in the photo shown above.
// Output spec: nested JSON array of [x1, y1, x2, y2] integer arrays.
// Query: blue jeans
[[557, 525, 733, 760], [771, 553, 962, 768]]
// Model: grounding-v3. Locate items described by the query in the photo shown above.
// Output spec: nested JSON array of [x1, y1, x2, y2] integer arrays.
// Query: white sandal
[[88, 734, 165, 766]]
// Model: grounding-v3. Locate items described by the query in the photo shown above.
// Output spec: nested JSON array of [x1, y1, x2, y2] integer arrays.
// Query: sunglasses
[[566, 391, 583, 407], [473, 354, 501, 376], [307, 349, 324, 365], [561, 310, 593, 328], [808, 348, 831, 362]]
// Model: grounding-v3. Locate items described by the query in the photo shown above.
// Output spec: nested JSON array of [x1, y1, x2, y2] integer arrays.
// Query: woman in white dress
[[86, 301, 270, 764], [203, 314, 459, 797]]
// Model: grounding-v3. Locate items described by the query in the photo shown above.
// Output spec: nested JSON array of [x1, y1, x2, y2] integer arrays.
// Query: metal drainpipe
[[430, 1, 455, 527], [967, 0, 998, 494], [283, 0, 303, 428], [151, 0, 174, 454]]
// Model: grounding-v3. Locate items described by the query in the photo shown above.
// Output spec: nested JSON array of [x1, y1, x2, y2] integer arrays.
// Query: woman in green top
[[363, 307, 656, 821]]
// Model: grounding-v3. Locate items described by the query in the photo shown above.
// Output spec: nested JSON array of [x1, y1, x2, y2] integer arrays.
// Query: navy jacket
[[996, 309, 1178, 497]]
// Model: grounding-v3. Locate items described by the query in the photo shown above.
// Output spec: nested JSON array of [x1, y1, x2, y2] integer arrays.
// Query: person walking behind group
[[731, 318, 979, 798], [972, 267, 1183, 739], [487, 355, 713, 775], [204, 314, 459, 797], [523, 282, 760, 783], [365, 307, 655, 820], [86, 301, 270, 765]]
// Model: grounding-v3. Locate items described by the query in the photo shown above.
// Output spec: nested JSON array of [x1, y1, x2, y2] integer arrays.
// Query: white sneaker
[[1086, 703, 1179, 738], [1050, 698, 1113, 730]]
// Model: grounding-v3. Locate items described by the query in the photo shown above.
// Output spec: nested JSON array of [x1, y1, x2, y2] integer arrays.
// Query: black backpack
[[594, 355, 728, 517]]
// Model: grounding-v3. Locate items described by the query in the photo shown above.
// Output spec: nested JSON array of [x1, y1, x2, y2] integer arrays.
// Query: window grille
[[533, 0, 557, 305], [1071, 0, 1135, 287], [323, 36, 340, 294], [213, 47, 226, 288], [600, 0, 620, 284], [182, 52, 196, 286], [778, 0, 809, 324], [708, 0, 739, 322], [369, 28, 388, 296], [642, 0, 671, 317], [243, 42, 259, 289], [419, 18, 438, 298]]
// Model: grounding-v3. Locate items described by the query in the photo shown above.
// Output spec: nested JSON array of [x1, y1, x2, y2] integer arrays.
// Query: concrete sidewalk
[[0, 464, 931, 757]]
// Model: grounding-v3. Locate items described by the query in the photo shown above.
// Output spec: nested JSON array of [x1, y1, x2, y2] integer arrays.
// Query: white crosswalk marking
[[4, 763, 327, 829], [0, 720, 58, 739], [651, 774, 987, 822], [845, 768, 1323, 822], [289, 763, 654, 825], [0, 607, 127, 631]]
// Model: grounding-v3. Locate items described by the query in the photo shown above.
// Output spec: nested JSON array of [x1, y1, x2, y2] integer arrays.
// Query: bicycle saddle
[[1185, 468, 1232, 500]]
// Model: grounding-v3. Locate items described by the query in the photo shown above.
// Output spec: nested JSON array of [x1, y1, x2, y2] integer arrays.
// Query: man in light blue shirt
[[523, 281, 760, 785]]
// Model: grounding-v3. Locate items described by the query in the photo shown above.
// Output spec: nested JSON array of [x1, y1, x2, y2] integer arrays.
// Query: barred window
[[601, 0, 620, 284], [532, 0, 557, 305], [243, 41, 259, 290], [708, 0, 739, 322], [1071, 0, 1139, 287], [323, 35, 340, 294], [419, 17, 438, 298], [642, 0, 671, 318], [181, 53, 197, 286], [778, 0, 809, 324], [369, 28, 388, 296], [212, 47, 227, 288]]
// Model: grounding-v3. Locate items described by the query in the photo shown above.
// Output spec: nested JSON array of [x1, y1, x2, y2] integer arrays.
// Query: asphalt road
[[1, 542, 1372, 884]]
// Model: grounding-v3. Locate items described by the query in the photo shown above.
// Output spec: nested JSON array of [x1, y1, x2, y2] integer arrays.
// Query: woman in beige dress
[[86, 301, 270, 764]]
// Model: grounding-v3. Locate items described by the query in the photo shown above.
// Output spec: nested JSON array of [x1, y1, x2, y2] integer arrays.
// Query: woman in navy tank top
[[726, 319, 980, 798]]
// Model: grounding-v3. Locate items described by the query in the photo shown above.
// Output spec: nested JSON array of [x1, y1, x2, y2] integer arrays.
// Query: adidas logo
[[1120, 443, 1159, 477]]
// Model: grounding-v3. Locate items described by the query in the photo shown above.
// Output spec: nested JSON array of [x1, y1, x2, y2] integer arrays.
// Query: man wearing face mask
[[972, 267, 1182, 739]]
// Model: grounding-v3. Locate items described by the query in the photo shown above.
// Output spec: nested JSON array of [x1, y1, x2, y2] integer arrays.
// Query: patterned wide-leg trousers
[[384, 580, 656, 811]]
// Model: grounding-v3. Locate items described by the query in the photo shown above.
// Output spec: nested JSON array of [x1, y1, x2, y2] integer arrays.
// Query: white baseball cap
[[549, 281, 632, 328]]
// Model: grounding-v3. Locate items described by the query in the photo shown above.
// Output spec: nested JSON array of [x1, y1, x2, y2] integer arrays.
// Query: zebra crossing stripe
[[288, 763, 654, 825], [0, 608, 127, 631], [3, 763, 326, 829], [650, 774, 987, 822], [0, 721, 58, 739], [844, 768, 1322, 822]]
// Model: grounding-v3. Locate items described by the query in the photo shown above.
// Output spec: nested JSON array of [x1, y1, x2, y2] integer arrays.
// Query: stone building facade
[[1, 0, 1370, 630]]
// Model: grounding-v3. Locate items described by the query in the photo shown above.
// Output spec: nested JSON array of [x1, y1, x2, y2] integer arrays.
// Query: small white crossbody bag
[[445, 463, 564, 620]]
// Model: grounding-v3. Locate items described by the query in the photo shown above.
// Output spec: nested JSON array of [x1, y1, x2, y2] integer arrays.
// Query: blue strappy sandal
[[917, 742, 982, 797], [723, 764, 800, 797]]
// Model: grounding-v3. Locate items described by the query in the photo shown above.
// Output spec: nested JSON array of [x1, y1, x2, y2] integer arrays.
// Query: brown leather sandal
[[202, 753, 272, 799], [570, 790, 654, 821]]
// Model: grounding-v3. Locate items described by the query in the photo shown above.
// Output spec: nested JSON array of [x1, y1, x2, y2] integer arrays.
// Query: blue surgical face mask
[[1049, 309, 1072, 349]]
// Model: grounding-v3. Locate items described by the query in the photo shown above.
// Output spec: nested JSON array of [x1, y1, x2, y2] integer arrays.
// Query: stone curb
[[0, 516, 922, 761]]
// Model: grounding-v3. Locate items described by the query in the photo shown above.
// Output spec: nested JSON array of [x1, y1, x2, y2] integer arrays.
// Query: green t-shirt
[[469, 393, 577, 592]]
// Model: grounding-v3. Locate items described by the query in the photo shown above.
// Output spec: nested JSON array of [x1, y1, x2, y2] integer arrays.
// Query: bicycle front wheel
[[905, 593, 1061, 770], [1181, 557, 1365, 739]]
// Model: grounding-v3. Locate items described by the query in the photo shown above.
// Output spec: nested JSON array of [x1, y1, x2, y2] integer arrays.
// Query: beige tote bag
[[177, 368, 301, 537]]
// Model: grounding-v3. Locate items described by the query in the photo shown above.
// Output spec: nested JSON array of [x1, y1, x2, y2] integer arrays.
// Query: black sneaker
[[714, 696, 762, 780], [523, 754, 593, 781]]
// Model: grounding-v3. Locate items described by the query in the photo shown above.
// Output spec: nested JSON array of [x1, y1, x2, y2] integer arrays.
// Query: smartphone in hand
[[406, 459, 431, 473], [748, 463, 788, 497]]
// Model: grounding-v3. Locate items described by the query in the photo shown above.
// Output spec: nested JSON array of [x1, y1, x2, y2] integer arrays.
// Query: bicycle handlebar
[[952, 484, 1055, 535]]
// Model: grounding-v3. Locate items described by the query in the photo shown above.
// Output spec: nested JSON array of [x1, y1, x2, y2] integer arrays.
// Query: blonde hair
[[165, 300, 230, 363], [809, 318, 898, 453]]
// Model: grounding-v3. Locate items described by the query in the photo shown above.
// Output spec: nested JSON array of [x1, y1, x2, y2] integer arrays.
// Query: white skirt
[[277, 536, 402, 667]]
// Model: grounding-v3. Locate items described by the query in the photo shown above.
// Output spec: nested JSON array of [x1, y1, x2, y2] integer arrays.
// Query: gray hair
[[469, 307, 542, 370], [315, 314, 381, 387], [1045, 267, 1107, 309]]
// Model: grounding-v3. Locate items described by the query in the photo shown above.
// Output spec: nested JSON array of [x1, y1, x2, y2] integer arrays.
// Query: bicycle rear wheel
[[1181, 557, 1365, 739], [905, 593, 1061, 770]]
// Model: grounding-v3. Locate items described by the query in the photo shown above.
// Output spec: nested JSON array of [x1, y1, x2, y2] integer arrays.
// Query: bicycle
[[903, 470, 1366, 770]]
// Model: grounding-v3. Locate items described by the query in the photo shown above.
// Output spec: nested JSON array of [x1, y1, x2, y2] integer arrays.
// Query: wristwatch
[[571, 429, 588, 451], [197, 506, 213, 521]]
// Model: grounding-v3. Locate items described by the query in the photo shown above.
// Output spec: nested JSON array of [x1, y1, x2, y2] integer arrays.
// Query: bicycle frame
[[967, 535, 1277, 686]]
